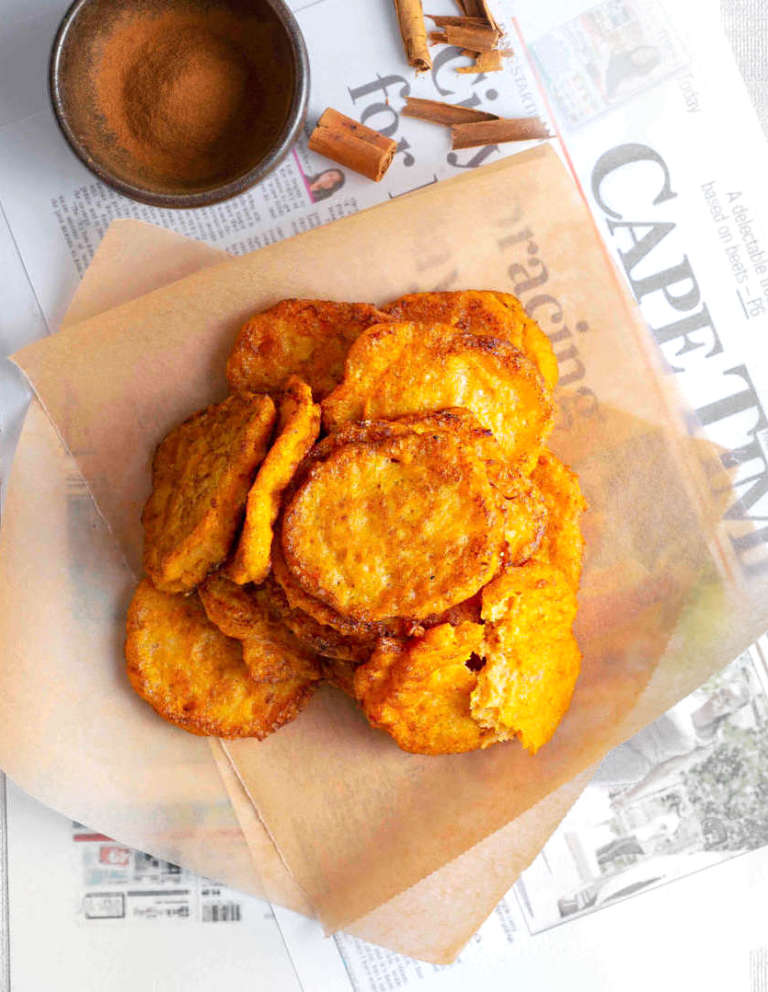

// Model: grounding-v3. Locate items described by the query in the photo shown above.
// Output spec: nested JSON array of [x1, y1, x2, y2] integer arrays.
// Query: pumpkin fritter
[[382, 289, 558, 391], [142, 393, 276, 594], [471, 562, 581, 754], [322, 322, 553, 471], [226, 299, 392, 400], [354, 623, 497, 755], [125, 580, 314, 738], [226, 377, 320, 586], [272, 535, 481, 649], [282, 428, 504, 621], [531, 450, 587, 589], [272, 539, 401, 643], [308, 410, 546, 567]]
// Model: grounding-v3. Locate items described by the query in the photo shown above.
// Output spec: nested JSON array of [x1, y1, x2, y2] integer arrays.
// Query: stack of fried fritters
[[125, 291, 586, 754]]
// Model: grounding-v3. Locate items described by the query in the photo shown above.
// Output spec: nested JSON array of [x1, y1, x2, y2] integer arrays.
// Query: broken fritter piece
[[226, 299, 392, 400], [142, 393, 276, 593], [322, 322, 553, 472], [226, 377, 321, 586], [282, 426, 504, 621], [531, 449, 587, 589], [382, 289, 558, 391], [125, 580, 315, 738], [471, 562, 581, 754], [354, 622, 497, 755]]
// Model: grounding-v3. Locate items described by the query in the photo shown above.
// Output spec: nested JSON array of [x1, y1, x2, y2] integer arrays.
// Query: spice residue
[[76, 2, 294, 191]]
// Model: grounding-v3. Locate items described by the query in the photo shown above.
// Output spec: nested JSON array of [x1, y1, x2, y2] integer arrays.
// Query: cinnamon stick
[[402, 96, 498, 126], [393, 0, 432, 72], [308, 109, 396, 182], [455, 0, 499, 33], [456, 49, 508, 73], [429, 22, 499, 51], [429, 14, 496, 30], [450, 117, 551, 149]]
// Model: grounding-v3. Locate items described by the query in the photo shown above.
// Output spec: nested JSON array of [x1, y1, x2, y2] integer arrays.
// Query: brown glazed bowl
[[50, 0, 309, 208]]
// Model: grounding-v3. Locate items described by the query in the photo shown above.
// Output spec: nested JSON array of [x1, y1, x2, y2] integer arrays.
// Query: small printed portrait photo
[[603, 45, 661, 99], [308, 167, 346, 202]]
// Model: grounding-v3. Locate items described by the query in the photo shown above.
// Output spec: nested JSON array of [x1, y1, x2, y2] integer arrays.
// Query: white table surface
[[722, 0, 768, 132]]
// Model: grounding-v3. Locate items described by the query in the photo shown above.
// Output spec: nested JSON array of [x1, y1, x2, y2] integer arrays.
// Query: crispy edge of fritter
[[226, 377, 320, 586], [531, 449, 587, 590], [200, 567, 356, 672], [491, 291, 559, 391]]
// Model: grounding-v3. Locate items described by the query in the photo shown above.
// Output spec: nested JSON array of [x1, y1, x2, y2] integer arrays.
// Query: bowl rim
[[49, 0, 311, 209]]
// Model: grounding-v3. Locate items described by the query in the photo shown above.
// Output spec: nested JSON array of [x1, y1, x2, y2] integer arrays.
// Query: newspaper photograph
[[531, 0, 688, 128], [517, 641, 768, 931]]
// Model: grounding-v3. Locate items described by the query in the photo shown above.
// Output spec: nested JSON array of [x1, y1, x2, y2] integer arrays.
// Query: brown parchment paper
[[77, 220, 598, 959], [9, 147, 768, 941], [0, 400, 268, 897], [0, 216, 589, 961]]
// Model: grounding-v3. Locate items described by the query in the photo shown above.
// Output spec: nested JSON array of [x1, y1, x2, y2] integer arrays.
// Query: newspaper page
[[1, 0, 768, 987], [0, 778, 308, 992], [270, 640, 768, 992]]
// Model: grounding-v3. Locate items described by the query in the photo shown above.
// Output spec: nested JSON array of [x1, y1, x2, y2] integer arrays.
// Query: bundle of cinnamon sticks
[[393, 0, 509, 74]]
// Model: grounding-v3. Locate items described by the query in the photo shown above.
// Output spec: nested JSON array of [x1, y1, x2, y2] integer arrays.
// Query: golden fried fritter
[[305, 409, 545, 567], [354, 623, 497, 754], [531, 450, 587, 589], [471, 562, 581, 754], [272, 538, 398, 644], [382, 290, 558, 391], [265, 571, 375, 662], [272, 535, 480, 651], [125, 580, 315, 738], [198, 569, 321, 686], [142, 393, 276, 594], [226, 299, 392, 400], [226, 377, 320, 586], [282, 428, 503, 621], [199, 568, 270, 639], [322, 322, 553, 471]]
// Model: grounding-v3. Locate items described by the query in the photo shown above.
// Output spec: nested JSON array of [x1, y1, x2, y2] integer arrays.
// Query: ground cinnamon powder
[[88, 4, 293, 190]]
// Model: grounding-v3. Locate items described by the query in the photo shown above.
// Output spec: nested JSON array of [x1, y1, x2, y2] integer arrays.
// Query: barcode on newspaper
[[202, 902, 241, 922]]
